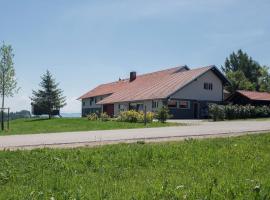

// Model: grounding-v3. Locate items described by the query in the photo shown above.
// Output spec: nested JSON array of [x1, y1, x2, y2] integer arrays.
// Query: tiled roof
[[79, 80, 128, 99], [78, 66, 185, 99], [79, 65, 225, 104], [237, 90, 270, 101]]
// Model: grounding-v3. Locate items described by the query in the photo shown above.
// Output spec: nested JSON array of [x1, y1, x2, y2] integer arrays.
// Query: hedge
[[209, 104, 270, 121]]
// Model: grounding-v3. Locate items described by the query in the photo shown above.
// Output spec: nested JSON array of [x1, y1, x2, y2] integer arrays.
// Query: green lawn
[[0, 133, 270, 199], [0, 118, 180, 135]]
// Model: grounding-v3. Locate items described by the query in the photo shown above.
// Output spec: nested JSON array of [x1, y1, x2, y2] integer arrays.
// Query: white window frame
[[179, 100, 190, 109], [152, 100, 159, 109], [168, 100, 178, 108], [119, 104, 125, 112]]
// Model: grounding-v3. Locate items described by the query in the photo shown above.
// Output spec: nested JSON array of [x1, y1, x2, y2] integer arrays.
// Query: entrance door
[[103, 104, 114, 117], [193, 102, 199, 119]]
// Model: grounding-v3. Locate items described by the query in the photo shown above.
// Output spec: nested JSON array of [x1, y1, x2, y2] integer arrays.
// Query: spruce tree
[[31, 70, 66, 119]]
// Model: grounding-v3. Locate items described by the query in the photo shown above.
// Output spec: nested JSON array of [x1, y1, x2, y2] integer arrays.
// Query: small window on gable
[[168, 100, 177, 108], [204, 82, 213, 90], [179, 100, 190, 109]]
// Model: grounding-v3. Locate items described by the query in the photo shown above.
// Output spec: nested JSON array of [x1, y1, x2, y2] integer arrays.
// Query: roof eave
[[97, 97, 167, 105]]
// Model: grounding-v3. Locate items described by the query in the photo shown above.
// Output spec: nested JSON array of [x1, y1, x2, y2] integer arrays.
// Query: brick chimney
[[130, 71, 136, 82]]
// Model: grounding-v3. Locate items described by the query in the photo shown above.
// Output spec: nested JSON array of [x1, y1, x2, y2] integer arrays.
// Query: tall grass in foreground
[[0, 133, 270, 199]]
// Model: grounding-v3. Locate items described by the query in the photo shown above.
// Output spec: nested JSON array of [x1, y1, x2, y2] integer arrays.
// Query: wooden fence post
[[144, 105, 147, 126]]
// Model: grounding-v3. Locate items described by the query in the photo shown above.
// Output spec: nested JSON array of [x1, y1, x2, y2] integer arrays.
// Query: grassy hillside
[[0, 133, 270, 199], [0, 118, 180, 135]]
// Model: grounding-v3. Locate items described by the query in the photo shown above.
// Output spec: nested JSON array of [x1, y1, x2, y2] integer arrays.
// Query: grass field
[[0, 118, 180, 135], [0, 133, 269, 199]]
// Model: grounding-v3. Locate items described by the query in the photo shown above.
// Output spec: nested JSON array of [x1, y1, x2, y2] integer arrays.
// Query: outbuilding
[[226, 90, 270, 106]]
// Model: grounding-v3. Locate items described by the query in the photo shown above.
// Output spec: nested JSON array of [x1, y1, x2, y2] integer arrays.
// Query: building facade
[[79, 65, 229, 119]]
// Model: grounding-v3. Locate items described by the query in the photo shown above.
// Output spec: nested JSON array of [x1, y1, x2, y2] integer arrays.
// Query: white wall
[[171, 70, 223, 101]]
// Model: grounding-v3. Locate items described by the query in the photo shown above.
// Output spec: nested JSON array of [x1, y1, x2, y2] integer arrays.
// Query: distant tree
[[0, 43, 19, 130], [258, 66, 270, 92], [31, 70, 66, 119], [225, 70, 254, 93], [222, 49, 270, 92]]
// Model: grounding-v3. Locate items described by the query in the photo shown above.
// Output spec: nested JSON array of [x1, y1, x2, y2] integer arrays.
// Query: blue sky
[[0, 0, 269, 113]]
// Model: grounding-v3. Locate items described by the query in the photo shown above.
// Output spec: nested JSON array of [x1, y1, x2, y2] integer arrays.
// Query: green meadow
[[0, 133, 270, 199], [0, 118, 180, 135]]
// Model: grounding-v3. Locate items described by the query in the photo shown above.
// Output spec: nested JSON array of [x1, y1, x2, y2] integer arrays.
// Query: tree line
[[222, 49, 270, 93]]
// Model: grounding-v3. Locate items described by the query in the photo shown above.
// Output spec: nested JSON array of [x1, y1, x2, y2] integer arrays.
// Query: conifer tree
[[31, 70, 66, 119]]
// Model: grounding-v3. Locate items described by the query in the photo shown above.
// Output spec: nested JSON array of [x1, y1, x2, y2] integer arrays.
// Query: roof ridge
[[134, 65, 187, 77], [97, 65, 187, 86]]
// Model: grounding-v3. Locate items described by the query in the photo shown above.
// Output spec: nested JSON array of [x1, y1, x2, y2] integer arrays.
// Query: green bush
[[117, 110, 154, 123], [100, 112, 110, 121], [209, 104, 225, 121], [209, 104, 270, 121], [87, 113, 98, 121], [117, 110, 140, 123], [145, 111, 155, 123], [155, 106, 171, 123]]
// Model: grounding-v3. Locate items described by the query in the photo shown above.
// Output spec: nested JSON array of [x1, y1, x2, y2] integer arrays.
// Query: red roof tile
[[79, 65, 223, 104], [78, 66, 185, 99], [237, 90, 270, 101]]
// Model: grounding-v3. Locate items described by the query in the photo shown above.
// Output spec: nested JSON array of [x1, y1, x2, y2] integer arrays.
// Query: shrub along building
[[78, 65, 229, 119]]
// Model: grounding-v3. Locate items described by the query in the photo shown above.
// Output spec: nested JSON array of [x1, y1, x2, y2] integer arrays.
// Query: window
[[179, 100, 190, 109], [137, 104, 144, 111], [90, 98, 93, 106], [82, 101, 86, 106], [168, 100, 177, 108], [204, 82, 213, 90], [119, 104, 125, 111], [152, 101, 159, 109]]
